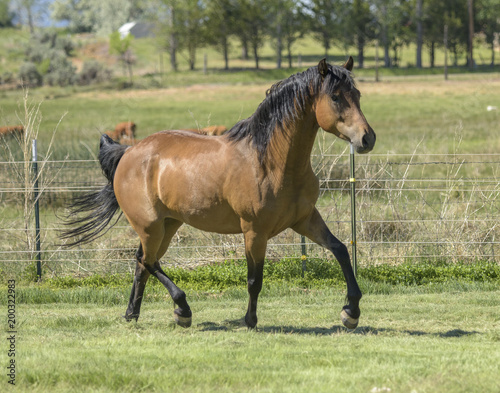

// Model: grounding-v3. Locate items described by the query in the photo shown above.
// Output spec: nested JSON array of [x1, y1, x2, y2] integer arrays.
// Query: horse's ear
[[343, 56, 354, 71], [318, 58, 328, 78]]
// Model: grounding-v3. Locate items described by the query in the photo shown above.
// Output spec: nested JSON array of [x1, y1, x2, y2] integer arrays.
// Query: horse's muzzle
[[356, 128, 376, 154]]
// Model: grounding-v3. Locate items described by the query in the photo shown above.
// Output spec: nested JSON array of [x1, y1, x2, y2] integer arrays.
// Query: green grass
[[2, 282, 499, 392]]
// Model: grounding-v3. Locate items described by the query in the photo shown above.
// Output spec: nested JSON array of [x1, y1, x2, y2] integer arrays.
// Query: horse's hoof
[[123, 313, 139, 322], [174, 310, 192, 328], [244, 312, 257, 329], [340, 309, 359, 330]]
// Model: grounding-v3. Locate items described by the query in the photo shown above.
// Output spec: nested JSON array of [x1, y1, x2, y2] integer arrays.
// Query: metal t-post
[[32, 140, 41, 280], [350, 143, 357, 277]]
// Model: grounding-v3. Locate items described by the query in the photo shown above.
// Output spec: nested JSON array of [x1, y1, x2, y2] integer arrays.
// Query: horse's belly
[[175, 203, 243, 234]]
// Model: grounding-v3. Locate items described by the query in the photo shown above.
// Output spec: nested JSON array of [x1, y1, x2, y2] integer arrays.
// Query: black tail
[[61, 134, 129, 247]]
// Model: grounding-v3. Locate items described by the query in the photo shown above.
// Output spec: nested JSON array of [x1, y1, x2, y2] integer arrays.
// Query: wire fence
[[0, 151, 499, 278]]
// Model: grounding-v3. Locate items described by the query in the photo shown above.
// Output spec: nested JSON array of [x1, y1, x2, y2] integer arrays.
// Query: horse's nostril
[[362, 133, 370, 148]]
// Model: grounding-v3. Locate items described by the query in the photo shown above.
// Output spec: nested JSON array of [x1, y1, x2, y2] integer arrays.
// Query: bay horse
[[0, 125, 24, 139], [105, 121, 137, 144], [63, 58, 376, 329]]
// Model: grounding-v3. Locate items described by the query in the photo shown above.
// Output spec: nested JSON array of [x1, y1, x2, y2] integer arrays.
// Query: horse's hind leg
[[293, 208, 362, 329], [141, 218, 192, 327], [124, 244, 150, 321]]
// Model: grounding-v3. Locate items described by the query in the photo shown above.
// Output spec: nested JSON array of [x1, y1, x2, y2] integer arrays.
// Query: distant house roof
[[118, 22, 155, 39]]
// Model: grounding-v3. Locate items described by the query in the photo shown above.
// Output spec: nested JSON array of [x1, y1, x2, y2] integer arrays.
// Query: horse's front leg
[[243, 230, 268, 329], [293, 208, 362, 329]]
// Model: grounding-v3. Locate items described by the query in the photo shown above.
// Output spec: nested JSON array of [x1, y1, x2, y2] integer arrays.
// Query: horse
[[184, 125, 228, 136], [62, 58, 376, 330], [0, 125, 24, 139], [105, 121, 136, 144]]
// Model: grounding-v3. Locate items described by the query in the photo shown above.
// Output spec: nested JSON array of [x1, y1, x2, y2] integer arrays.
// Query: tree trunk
[[27, 5, 34, 33], [169, 6, 178, 72], [491, 41, 495, 67], [189, 46, 195, 70], [287, 40, 292, 68], [276, 12, 282, 69], [416, 0, 423, 68], [253, 43, 259, 69], [429, 41, 435, 68], [357, 36, 364, 68], [241, 38, 249, 60]]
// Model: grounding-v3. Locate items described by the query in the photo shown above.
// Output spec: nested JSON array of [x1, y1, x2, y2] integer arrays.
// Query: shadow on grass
[[197, 320, 480, 338]]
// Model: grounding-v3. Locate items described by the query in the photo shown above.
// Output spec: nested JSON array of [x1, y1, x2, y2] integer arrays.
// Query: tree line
[[3, 0, 500, 71]]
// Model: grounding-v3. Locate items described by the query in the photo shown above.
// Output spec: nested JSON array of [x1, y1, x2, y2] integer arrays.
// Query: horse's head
[[314, 57, 376, 154]]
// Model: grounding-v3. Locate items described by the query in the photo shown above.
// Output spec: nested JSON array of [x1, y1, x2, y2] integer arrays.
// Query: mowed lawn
[[5, 285, 500, 392]]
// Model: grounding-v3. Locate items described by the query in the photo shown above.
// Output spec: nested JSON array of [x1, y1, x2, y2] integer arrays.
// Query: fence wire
[[1, 152, 499, 277]]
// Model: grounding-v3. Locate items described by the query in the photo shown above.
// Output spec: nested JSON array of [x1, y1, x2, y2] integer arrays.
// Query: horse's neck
[[264, 110, 319, 182]]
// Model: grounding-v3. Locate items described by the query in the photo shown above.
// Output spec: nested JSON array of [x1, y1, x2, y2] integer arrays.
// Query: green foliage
[[361, 261, 500, 285], [23, 32, 77, 87], [43, 53, 77, 86], [78, 60, 113, 85], [109, 31, 133, 56], [26, 260, 500, 294], [0, 0, 13, 27], [18, 61, 42, 86]]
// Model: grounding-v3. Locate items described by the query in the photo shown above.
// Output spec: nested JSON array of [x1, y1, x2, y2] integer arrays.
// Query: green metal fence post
[[350, 143, 357, 277], [32, 139, 42, 281]]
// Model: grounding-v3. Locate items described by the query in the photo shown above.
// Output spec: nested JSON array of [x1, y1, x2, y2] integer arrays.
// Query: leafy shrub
[[23, 31, 77, 87], [78, 60, 112, 85], [18, 62, 42, 87], [44, 53, 77, 86], [1, 71, 13, 84]]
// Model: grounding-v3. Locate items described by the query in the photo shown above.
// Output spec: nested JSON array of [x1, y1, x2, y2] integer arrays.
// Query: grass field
[[2, 280, 499, 392]]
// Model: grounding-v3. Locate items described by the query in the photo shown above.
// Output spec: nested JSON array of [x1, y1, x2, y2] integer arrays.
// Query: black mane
[[225, 63, 355, 162]]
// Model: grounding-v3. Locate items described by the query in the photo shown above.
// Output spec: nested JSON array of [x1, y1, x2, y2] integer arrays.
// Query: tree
[[372, 0, 412, 67], [476, 0, 500, 66], [233, 0, 268, 69], [50, 0, 95, 33], [12, 0, 46, 33], [415, 0, 423, 68], [0, 0, 14, 27], [109, 31, 134, 84], [347, 0, 375, 68], [51, 0, 141, 35], [281, 1, 308, 68], [423, 0, 467, 68], [179, 0, 207, 71], [205, 0, 235, 70], [154, 0, 206, 71], [267, 0, 308, 69], [308, 0, 344, 60]]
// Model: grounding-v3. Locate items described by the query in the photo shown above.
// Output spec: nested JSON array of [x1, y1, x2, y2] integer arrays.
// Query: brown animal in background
[[105, 121, 137, 144], [183, 125, 227, 136], [114, 121, 136, 138], [0, 125, 24, 139]]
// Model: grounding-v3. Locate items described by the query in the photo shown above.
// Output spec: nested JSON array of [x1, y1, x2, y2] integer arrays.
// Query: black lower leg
[[124, 244, 149, 321], [245, 262, 263, 329], [146, 262, 192, 321], [329, 238, 362, 319]]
